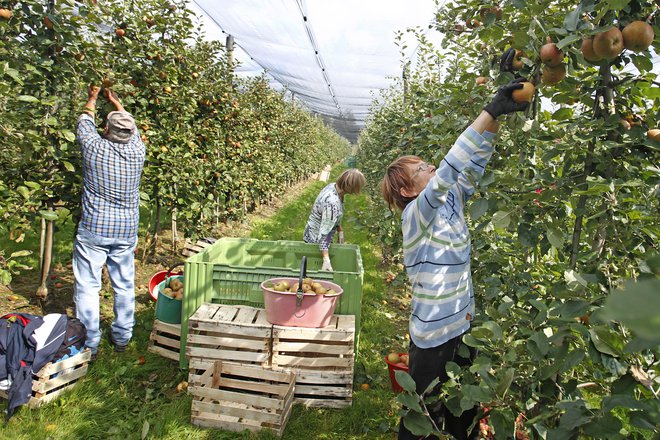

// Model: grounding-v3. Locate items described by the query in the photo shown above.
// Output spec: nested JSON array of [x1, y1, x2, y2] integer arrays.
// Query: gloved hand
[[321, 255, 333, 271], [483, 78, 529, 119], [499, 47, 517, 73], [337, 231, 345, 244]]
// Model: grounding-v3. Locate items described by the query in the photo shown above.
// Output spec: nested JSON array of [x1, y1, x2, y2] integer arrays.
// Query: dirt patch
[[0, 175, 319, 319]]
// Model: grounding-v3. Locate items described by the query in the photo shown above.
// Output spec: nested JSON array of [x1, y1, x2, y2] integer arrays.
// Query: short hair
[[105, 111, 136, 143], [381, 155, 421, 211], [336, 169, 366, 195]]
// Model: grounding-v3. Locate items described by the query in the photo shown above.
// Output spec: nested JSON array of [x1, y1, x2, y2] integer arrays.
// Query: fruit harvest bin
[[179, 238, 363, 367]]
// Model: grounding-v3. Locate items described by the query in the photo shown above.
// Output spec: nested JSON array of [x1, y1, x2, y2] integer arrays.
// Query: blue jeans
[[73, 226, 137, 353]]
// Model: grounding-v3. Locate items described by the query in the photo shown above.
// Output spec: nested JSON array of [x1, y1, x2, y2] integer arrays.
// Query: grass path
[[0, 165, 411, 440]]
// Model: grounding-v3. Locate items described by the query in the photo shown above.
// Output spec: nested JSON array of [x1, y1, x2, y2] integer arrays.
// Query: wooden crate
[[148, 320, 182, 361], [272, 315, 355, 408], [186, 304, 272, 366], [0, 349, 91, 408], [182, 237, 217, 257], [190, 360, 295, 437]]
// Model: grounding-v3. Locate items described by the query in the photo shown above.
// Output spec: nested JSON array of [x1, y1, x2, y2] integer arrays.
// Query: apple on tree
[[592, 27, 624, 61], [622, 21, 654, 52], [540, 39, 563, 67]]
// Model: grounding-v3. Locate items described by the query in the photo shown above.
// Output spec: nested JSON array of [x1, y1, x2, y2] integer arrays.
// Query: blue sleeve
[[408, 127, 488, 228], [456, 130, 496, 202]]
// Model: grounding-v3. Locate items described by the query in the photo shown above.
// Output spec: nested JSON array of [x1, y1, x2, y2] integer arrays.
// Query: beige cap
[[106, 111, 136, 143]]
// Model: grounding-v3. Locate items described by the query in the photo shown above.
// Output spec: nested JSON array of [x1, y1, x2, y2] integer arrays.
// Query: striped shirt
[[402, 126, 495, 349], [303, 183, 343, 251], [76, 113, 146, 239]]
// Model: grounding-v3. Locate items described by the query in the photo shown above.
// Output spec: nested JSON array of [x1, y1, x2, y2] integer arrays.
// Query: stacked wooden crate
[[189, 361, 295, 436], [271, 315, 355, 408], [148, 320, 182, 361], [0, 349, 92, 408], [186, 304, 271, 367]]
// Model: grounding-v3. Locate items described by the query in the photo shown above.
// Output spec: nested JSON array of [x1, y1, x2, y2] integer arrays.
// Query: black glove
[[499, 47, 516, 73], [483, 78, 529, 118]]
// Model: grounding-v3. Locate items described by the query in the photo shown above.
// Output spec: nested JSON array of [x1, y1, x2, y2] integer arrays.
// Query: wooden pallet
[[190, 360, 295, 437], [272, 315, 355, 408], [0, 349, 92, 408], [148, 320, 182, 361], [181, 237, 217, 257], [186, 304, 272, 366]]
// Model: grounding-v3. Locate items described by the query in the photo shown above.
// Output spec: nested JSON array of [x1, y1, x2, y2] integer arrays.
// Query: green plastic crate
[[180, 238, 364, 367]]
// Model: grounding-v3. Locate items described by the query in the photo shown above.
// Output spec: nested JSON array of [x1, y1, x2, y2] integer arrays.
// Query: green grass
[[0, 165, 411, 439]]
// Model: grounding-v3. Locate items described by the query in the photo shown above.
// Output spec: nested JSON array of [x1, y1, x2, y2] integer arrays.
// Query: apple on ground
[[0, 8, 13, 20]]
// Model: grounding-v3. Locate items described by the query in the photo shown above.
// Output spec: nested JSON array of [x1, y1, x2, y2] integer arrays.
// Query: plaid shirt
[[76, 113, 145, 239]]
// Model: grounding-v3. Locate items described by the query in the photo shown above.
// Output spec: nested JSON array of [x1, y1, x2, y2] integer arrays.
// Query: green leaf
[[9, 250, 32, 258], [547, 227, 563, 249], [606, 0, 631, 11], [17, 186, 30, 199], [556, 34, 581, 50], [397, 393, 423, 413], [495, 368, 515, 397], [589, 327, 622, 357], [61, 130, 76, 142], [141, 420, 149, 440], [492, 210, 511, 229], [528, 331, 550, 357], [564, 269, 587, 288], [61, 161, 75, 172], [480, 321, 503, 341], [552, 108, 573, 121], [563, 6, 582, 32], [631, 54, 654, 73], [600, 279, 660, 342], [17, 95, 40, 103], [39, 210, 59, 221], [468, 198, 488, 220], [402, 411, 435, 437], [394, 370, 417, 393]]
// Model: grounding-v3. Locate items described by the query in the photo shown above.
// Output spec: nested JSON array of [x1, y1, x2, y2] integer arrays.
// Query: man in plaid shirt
[[73, 85, 145, 359]]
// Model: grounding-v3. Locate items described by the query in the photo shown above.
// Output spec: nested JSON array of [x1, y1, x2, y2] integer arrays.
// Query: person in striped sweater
[[381, 78, 529, 440]]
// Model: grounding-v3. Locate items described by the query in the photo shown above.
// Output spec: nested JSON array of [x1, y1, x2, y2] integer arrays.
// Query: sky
[[186, 0, 659, 141], [188, 0, 443, 141]]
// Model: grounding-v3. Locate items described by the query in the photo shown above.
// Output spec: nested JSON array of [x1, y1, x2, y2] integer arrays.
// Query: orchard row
[[0, 0, 348, 282], [359, 0, 659, 438]]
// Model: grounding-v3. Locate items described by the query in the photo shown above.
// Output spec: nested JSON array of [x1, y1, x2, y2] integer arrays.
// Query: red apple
[[540, 42, 563, 67], [580, 38, 602, 63], [541, 64, 566, 85], [622, 21, 654, 52], [592, 27, 624, 60]]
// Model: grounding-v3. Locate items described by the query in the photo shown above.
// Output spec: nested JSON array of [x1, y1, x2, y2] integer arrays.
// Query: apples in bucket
[[269, 277, 338, 296], [161, 277, 184, 301]]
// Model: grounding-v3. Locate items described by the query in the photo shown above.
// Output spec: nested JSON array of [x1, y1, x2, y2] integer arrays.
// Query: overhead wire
[[295, 0, 343, 115]]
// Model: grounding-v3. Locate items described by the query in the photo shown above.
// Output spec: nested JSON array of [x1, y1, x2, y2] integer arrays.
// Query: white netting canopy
[[189, 0, 441, 142]]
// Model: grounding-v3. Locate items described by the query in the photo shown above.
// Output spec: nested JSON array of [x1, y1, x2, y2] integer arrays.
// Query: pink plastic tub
[[261, 277, 343, 328]]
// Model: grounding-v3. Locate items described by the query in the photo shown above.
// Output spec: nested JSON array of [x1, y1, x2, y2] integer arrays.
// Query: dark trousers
[[397, 335, 478, 440]]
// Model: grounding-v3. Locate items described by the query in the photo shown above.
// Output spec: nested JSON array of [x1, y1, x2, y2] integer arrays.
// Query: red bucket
[[148, 263, 184, 302], [384, 353, 409, 393]]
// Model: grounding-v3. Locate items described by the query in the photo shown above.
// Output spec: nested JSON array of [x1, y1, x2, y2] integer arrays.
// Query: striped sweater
[[402, 126, 495, 349]]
